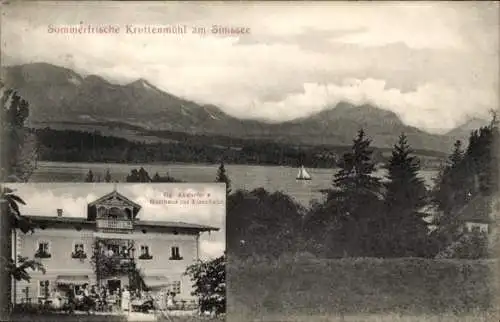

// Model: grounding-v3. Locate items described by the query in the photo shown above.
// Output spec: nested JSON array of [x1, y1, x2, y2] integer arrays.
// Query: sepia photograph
[[0, 1, 499, 321], [0, 183, 226, 321]]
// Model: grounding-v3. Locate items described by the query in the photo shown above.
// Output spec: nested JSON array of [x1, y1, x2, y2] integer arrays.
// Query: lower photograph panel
[[1, 182, 226, 321]]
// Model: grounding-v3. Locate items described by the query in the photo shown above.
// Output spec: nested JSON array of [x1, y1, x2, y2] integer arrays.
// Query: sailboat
[[296, 165, 312, 181]]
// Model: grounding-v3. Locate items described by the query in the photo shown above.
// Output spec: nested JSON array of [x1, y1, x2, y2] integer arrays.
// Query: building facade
[[457, 195, 496, 235], [12, 189, 218, 305]]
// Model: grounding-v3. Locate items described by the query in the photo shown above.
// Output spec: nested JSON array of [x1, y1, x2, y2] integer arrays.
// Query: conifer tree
[[0, 87, 36, 182], [85, 170, 94, 182], [126, 169, 140, 182], [449, 140, 464, 167], [465, 114, 498, 195], [329, 129, 381, 209], [104, 169, 112, 183], [138, 167, 151, 182], [323, 129, 383, 257], [431, 140, 470, 250], [382, 133, 430, 257], [432, 112, 499, 254], [216, 160, 231, 195]]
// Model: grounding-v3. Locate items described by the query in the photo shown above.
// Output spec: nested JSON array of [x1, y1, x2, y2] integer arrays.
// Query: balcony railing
[[95, 253, 134, 276], [96, 219, 133, 230]]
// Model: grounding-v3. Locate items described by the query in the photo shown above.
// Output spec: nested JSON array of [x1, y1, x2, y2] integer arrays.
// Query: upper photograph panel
[[0, 2, 498, 194]]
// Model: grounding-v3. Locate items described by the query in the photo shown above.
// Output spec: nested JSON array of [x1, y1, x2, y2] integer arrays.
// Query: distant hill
[[445, 117, 491, 144], [1, 62, 483, 153], [1, 62, 236, 132]]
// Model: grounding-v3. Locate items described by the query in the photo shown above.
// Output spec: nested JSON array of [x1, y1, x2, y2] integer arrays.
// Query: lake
[[30, 161, 439, 207]]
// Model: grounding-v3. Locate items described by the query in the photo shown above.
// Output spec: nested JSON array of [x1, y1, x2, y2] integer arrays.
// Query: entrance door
[[107, 279, 121, 293]]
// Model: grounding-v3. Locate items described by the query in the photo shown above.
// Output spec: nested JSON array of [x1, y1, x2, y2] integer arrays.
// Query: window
[[38, 280, 50, 298], [39, 242, 49, 252], [109, 207, 123, 218], [171, 281, 181, 294], [125, 208, 132, 219], [170, 246, 182, 260], [108, 244, 120, 254], [139, 245, 152, 260], [35, 241, 51, 258], [98, 206, 107, 217], [74, 243, 84, 253], [141, 245, 150, 256], [72, 242, 87, 259]]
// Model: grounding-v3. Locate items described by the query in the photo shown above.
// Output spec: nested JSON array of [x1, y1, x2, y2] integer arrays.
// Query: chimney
[[57, 209, 63, 217]]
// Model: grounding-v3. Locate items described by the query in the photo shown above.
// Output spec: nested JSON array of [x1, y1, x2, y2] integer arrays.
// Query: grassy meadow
[[228, 257, 498, 321]]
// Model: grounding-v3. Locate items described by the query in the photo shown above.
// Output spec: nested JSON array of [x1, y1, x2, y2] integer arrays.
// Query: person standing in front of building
[[66, 284, 75, 314], [100, 286, 108, 312], [81, 283, 94, 314], [157, 289, 166, 311], [166, 292, 175, 310], [121, 286, 131, 313], [51, 288, 62, 310], [108, 289, 116, 312]]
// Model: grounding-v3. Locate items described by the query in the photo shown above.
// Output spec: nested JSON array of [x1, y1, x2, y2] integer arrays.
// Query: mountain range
[[1, 62, 490, 153]]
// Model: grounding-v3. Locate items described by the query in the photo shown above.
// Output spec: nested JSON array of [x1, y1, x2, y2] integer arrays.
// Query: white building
[[12, 189, 218, 306]]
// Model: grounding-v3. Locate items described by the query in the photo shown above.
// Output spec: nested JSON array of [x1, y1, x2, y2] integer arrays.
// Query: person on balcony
[[106, 247, 114, 257]]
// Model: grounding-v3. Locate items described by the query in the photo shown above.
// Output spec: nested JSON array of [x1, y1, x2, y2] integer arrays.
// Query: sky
[[1, 1, 498, 133], [7, 183, 226, 260]]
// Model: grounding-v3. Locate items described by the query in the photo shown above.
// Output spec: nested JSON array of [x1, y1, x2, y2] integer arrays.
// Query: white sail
[[301, 167, 311, 179], [296, 166, 311, 180]]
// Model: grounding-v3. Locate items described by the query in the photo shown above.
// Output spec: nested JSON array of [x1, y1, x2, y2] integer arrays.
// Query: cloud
[[243, 79, 496, 133], [7, 183, 225, 259]]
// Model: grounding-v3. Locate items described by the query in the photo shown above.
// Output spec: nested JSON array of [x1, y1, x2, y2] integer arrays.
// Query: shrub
[[436, 231, 490, 259], [185, 254, 226, 316]]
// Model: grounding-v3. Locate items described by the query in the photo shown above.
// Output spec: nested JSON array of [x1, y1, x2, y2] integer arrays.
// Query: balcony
[[95, 252, 135, 276], [96, 219, 133, 231]]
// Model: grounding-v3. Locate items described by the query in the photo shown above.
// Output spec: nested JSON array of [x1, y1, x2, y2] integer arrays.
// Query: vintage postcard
[[0, 1, 499, 322]]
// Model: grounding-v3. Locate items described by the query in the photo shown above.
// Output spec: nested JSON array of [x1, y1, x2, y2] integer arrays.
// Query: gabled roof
[[25, 216, 91, 224], [134, 220, 219, 232], [23, 215, 219, 232], [88, 190, 142, 210], [457, 195, 495, 224]]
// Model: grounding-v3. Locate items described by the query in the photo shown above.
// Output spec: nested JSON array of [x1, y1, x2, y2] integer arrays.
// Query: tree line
[[34, 126, 340, 167], [33, 126, 445, 169]]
